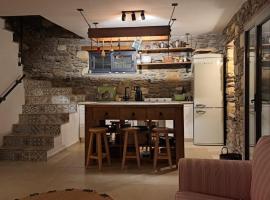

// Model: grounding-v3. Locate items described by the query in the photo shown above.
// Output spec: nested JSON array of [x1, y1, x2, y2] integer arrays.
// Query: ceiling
[[0, 0, 245, 38]]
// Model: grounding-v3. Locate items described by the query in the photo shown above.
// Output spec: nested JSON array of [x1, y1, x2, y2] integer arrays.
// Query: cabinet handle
[[196, 110, 206, 114], [132, 112, 135, 116], [104, 112, 108, 116], [195, 104, 206, 108], [159, 112, 163, 116]]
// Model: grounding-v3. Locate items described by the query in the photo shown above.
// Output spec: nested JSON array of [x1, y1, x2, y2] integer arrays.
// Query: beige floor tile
[[0, 141, 221, 200]]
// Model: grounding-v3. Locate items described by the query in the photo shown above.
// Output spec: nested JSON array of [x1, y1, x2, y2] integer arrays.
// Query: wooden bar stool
[[152, 127, 173, 170], [121, 127, 141, 169], [86, 127, 111, 170]]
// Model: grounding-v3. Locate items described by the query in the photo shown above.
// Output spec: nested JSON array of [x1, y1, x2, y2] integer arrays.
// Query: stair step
[[3, 135, 54, 148], [25, 95, 85, 105], [0, 147, 49, 161], [19, 114, 69, 125], [22, 104, 77, 114], [24, 79, 52, 88], [13, 124, 61, 136], [25, 88, 72, 96]]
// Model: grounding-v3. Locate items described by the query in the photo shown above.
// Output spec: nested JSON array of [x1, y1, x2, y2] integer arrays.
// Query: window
[[89, 51, 136, 73]]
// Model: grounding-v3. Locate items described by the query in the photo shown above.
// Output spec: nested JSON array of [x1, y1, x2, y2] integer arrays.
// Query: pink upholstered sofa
[[176, 136, 270, 200]]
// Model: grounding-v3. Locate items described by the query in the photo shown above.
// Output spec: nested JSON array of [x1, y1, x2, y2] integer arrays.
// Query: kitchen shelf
[[138, 47, 194, 53], [137, 62, 192, 69]]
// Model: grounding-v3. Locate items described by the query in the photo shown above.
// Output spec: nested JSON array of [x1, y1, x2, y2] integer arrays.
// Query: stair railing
[[0, 74, 25, 104]]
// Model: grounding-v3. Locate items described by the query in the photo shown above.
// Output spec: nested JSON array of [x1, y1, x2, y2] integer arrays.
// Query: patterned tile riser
[[24, 79, 52, 89], [13, 124, 61, 136], [19, 114, 69, 125], [25, 88, 73, 96], [22, 104, 77, 114], [3, 136, 54, 147], [25, 95, 85, 105], [0, 149, 47, 161]]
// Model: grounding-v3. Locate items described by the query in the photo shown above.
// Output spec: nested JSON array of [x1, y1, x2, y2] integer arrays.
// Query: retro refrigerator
[[193, 53, 224, 145]]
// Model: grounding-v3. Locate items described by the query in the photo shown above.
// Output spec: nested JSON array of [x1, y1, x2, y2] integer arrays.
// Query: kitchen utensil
[[134, 86, 143, 101], [163, 55, 173, 63], [101, 41, 106, 57], [141, 55, 152, 63]]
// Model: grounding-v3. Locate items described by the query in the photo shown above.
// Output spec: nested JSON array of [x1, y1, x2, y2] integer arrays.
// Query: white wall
[[48, 112, 80, 157], [0, 18, 25, 145]]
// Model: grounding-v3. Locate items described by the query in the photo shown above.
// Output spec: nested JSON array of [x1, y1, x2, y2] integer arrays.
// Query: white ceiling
[[0, 0, 245, 38]]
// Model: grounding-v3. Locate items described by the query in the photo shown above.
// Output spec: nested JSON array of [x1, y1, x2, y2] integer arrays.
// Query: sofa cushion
[[251, 136, 270, 200], [175, 192, 234, 200]]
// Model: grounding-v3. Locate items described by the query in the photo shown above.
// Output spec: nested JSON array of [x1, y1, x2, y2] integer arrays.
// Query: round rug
[[16, 189, 113, 200]]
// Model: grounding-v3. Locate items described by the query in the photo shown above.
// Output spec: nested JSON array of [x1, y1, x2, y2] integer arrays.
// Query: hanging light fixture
[[131, 12, 136, 21], [141, 10, 145, 20], [121, 10, 145, 21], [122, 11, 126, 21]]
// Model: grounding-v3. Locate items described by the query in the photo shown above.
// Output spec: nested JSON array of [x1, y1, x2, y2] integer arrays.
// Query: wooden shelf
[[81, 46, 135, 52], [137, 62, 192, 69], [138, 47, 194, 53], [138, 62, 191, 65]]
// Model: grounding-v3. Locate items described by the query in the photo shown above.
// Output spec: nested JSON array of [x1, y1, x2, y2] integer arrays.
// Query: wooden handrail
[[0, 74, 25, 104]]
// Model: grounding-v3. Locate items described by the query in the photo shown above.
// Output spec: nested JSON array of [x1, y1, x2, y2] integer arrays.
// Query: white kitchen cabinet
[[184, 104, 194, 139], [165, 103, 194, 139]]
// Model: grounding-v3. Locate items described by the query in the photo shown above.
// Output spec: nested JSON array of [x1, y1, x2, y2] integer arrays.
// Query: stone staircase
[[0, 79, 85, 161]]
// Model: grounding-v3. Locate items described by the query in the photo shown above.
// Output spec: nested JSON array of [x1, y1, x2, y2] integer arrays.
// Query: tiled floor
[[0, 142, 220, 200]]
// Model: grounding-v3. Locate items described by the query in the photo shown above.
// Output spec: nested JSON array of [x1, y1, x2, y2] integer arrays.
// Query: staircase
[[0, 79, 85, 161]]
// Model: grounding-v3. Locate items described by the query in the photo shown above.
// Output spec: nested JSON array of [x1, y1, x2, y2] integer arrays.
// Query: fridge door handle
[[196, 110, 206, 114], [195, 104, 206, 108]]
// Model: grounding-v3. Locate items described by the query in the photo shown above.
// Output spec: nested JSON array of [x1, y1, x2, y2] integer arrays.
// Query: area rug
[[16, 189, 113, 200]]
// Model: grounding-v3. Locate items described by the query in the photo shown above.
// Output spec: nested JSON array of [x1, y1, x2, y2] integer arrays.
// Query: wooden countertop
[[79, 101, 193, 106]]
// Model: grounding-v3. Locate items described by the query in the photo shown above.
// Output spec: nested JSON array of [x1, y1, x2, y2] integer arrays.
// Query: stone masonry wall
[[5, 16, 223, 100], [223, 0, 270, 154]]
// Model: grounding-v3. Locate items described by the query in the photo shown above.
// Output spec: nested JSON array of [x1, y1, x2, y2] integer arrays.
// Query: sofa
[[176, 136, 270, 200]]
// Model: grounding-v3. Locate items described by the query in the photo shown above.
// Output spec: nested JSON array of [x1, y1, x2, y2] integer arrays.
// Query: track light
[[122, 11, 126, 21], [131, 12, 136, 21], [121, 10, 145, 21], [141, 11, 145, 20]]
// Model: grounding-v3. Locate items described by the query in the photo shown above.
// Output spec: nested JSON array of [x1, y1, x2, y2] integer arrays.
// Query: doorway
[[245, 18, 270, 159]]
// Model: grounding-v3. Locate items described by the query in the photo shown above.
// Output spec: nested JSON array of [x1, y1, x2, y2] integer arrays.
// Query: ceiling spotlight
[[122, 11, 126, 21], [131, 12, 136, 21], [141, 10, 145, 20]]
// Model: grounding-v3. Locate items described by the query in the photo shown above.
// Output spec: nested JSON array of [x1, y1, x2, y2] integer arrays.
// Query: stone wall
[[4, 16, 224, 100], [223, 0, 270, 153]]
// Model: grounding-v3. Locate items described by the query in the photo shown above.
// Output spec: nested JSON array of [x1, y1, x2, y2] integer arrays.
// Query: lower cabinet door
[[193, 107, 223, 145]]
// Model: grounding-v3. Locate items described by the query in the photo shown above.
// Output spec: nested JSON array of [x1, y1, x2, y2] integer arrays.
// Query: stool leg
[[153, 133, 159, 170], [103, 133, 111, 165], [165, 134, 173, 168], [97, 133, 103, 170], [121, 132, 128, 169], [86, 132, 94, 168], [134, 132, 141, 169]]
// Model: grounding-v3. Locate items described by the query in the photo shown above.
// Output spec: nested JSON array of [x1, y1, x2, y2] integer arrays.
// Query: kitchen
[[0, 0, 269, 199]]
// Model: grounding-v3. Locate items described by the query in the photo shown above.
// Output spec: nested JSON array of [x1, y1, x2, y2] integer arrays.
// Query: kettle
[[134, 86, 143, 101]]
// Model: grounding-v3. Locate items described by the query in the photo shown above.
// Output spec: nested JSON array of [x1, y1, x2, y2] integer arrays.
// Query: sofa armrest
[[178, 158, 252, 200]]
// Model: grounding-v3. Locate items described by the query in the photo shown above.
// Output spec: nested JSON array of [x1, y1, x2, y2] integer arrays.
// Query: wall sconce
[[122, 10, 145, 21]]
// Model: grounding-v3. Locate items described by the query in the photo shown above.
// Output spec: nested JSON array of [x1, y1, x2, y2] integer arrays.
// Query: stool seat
[[89, 127, 108, 133], [121, 127, 141, 169], [86, 127, 111, 170]]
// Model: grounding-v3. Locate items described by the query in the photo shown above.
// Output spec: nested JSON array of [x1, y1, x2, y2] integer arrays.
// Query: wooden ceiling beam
[[88, 26, 171, 38]]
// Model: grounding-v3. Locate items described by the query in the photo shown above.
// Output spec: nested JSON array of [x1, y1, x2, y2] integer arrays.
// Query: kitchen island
[[81, 101, 187, 165]]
